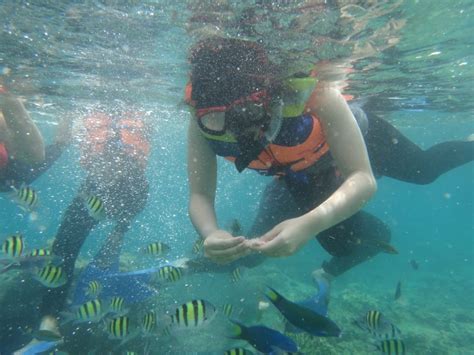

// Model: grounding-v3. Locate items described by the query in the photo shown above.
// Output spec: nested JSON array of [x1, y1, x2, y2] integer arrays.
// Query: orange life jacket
[[80, 112, 150, 169], [186, 82, 330, 176]]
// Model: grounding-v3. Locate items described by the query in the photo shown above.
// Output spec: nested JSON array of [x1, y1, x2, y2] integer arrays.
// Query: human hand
[[204, 229, 251, 264], [249, 217, 315, 257]]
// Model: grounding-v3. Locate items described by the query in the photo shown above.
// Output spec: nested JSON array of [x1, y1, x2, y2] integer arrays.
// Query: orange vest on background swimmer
[[80, 112, 151, 170], [186, 77, 332, 176]]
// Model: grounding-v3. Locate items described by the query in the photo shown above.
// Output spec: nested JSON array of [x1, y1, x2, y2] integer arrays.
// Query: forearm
[[189, 193, 219, 238], [303, 171, 377, 235], [2, 95, 45, 163]]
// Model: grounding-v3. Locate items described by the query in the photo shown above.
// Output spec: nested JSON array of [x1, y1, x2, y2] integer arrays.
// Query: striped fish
[[142, 311, 156, 334], [28, 248, 52, 257], [109, 296, 126, 314], [221, 303, 233, 318], [86, 280, 102, 298], [85, 195, 105, 220], [375, 339, 406, 354], [162, 325, 172, 337], [231, 267, 241, 283], [170, 299, 216, 329], [144, 242, 170, 256], [158, 265, 183, 282], [73, 299, 105, 323], [192, 238, 204, 254], [16, 186, 39, 209], [107, 316, 130, 339], [34, 264, 67, 288], [225, 348, 254, 355], [1, 234, 24, 258], [355, 310, 401, 339]]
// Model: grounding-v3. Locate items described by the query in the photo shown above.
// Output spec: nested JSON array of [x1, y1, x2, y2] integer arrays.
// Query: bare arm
[[187, 118, 249, 264], [303, 86, 377, 234], [1, 93, 45, 164], [187, 118, 219, 238], [253, 86, 377, 256]]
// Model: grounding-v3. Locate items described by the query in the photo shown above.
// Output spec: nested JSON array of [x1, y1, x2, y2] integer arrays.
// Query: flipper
[[13, 340, 60, 355], [73, 263, 166, 305], [284, 274, 330, 334]]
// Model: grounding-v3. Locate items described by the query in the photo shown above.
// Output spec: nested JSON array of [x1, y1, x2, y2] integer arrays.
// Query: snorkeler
[[1, 85, 46, 190], [21, 109, 152, 350], [0, 85, 72, 194], [185, 38, 473, 291]]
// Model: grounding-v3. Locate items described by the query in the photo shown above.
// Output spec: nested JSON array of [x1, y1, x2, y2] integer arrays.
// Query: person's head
[[190, 38, 284, 172]]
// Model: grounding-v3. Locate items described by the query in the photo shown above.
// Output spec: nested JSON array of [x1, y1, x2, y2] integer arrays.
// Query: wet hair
[[190, 38, 279, 108]]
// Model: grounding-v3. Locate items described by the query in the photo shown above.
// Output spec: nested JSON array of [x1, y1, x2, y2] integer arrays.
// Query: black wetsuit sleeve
[[0, 142, 67, 191]]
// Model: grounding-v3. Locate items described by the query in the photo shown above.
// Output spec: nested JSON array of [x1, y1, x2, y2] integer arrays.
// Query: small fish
[[231, 267, 242, 283], [374, 339, 406, 354], [170, 299, 216, 329], [162, 325, 172, 336], [410, 259, 419, 270], [354, 310, 401, 339], [125, 352, 138, 355], [144, 242, 170, 256], [84, 195, 106, 220], [62, 299, 106, 324], [107, 315, 130, 340], [394, 281, 402, 301], [142, 311, 157, 334], [192, 238, 204, 254], [34, 264, 67, 288], [158, 265, 183, 282], [265, 286, 341, 337], [229, 219, 242, 236], [28, 248, 51, 257], [86, 280, 102, 298], [230, 320, 298, 354], [1, 234, 24, 258], [109, 296, 126, 314], [222, 303, 234, 317], [15, 186, 39, 210], [32, 329, 63, 342], [225, 348, 254, 355]]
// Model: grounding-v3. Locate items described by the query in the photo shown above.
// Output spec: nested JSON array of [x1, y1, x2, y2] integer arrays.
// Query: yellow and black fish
[[15, 186, 39, 210], [73, 299, 105, 323], [142, 311, 156, 334], [84, 195, 105, 220], [354, 310, 401, 339], [231, 267, 241, 283], [108, 315, 130, 339], [170, 299, 216, 329], [144, 242, 170, 256], [28, 248, 51, 257], [109, 296, 126, 314], [221, 303, 233, 318], [192, 238, 204, 254], [1, 234, 24, 258], [158, 265, 183, 282], [34, 264, 67, 288], [375, 339, 406, 354], [86, 280, 102, 298], [225, 348, 254, 355]]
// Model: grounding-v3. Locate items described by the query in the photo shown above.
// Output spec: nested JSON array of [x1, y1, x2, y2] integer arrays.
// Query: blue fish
[[230, 319, 298, 354], [265, 286, 341, 337]]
